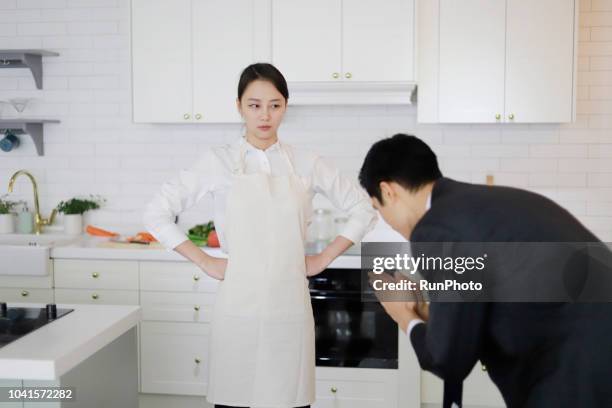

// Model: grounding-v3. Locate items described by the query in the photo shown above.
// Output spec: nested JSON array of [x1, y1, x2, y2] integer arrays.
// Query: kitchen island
[[0, 303, 140, 407]]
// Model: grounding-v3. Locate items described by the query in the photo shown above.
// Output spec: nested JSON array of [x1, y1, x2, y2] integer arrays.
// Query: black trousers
[[214, 405, 310, 408]]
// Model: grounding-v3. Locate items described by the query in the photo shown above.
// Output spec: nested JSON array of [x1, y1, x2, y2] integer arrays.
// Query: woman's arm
[[174, 239, 227, 280], [305, 155, 378, 276], [143, 150, 224, 278], [305, 235, 353, 276]]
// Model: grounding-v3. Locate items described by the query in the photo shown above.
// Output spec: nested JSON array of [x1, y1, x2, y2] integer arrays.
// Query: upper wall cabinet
[[417, 0, 578, 124], [272, 0, 416, 104], [131, 0, 271, 123]]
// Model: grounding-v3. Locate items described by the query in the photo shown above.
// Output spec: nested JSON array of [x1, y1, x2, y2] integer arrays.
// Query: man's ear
[[379, 181, 396, 205]]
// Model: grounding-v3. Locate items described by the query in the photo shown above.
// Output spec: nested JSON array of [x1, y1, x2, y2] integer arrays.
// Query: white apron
[[206, 141, 316, 408]]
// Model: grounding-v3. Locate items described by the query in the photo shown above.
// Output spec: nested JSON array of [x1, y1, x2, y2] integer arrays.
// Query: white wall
[[0, 0, 611, 240]]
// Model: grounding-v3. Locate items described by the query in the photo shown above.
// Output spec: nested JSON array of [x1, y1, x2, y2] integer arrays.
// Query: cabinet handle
[[91, 293, 99, 300], [21, 290, 29, 297], [193, 275, 200, 281], [194, 305, 200, 311], [194, 357, 201, 364], [330, 387, 338, 393], [344, 72, 352, 79], [495, 113, 501, 120], [195, 113, 202, 120], [332, 72, 340, 79], [183, 113, 190, 120], [92, 272, 99, 278], [508, 113, 515, 120], [481, 363, 487, 372]]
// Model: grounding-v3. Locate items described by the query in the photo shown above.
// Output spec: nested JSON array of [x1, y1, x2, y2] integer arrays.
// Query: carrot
[[136, 232, 157, 242], [86, 225, 119, 237]]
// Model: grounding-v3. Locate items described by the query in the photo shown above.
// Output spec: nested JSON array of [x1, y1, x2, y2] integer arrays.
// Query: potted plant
[[56, 194, 106, 235], [0, 194, 23, 234]]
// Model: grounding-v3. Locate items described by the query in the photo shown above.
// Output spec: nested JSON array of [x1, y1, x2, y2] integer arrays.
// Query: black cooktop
[[0, 303, 74, 349]]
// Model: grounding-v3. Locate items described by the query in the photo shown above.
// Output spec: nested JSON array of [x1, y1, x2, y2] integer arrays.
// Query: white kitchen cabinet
[[54, 288, 139, 305], [54, 259, 138, 290], [132, 0, 271, 123], [273, 0, 415, 83], [131, 0, 192, 123], [504, 0, 576, 123], [0, 288, 53, 303], [313, 367, 398, 408], [418, 0, 578, 124], [140, 321, 210, 396], [140, 261, 218, 293], [272, 0, 342, 83], [140, 291, 215, 323]]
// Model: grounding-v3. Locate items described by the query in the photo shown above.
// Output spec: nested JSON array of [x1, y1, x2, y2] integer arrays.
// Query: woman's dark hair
[[237, 63, 289, 102], [359, 134, 443, 203]]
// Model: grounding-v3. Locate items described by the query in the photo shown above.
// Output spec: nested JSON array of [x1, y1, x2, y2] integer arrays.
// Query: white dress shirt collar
[[237, 135, 281, 154]]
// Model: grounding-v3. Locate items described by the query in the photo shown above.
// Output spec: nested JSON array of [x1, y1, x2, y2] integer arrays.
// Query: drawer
[[313, 367, 398, 408], [0, 260, 53, 288], [54, 288, 139, 305], [54, 259, 138, 290], [140, 321, 210, 396], [0, 287, 53, 303], [140, 291, 215, 323], [140, 261, 219, 293]]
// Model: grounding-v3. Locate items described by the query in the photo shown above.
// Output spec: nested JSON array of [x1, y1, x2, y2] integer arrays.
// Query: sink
[[0, 233, 79, 276]]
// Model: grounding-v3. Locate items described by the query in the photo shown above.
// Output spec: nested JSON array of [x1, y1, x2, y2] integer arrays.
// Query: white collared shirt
[[143, 137, 378, 253]]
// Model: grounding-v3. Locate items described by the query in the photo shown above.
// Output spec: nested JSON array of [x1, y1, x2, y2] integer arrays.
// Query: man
[[358, 134, 612, 408]]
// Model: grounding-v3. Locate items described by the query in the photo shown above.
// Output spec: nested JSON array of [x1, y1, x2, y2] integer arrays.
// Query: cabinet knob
[[194, 305, 200, 311], [92, 272, 99, 278], [495, 113, 501, 120], [194, 357, 201, 364], [481, 363, 487, 372], [183, 113, 191, 120], [195, 113, 202, 120], [332, 72, 340, 79], [508, 113, 515, 120], [330, 386, 338, 393], [91, 293, 99, 300], [21, 290, 29, 297], [344, 72, 352, 79], [193, 275, 200, 281]]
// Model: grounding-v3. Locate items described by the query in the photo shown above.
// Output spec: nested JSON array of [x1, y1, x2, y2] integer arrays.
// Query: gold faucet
[[7, 170, 57, 235]]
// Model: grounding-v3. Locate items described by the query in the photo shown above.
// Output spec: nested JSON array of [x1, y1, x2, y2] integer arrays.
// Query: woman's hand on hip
[[305, 253, 331, 277], [199, 256, 228, 281]]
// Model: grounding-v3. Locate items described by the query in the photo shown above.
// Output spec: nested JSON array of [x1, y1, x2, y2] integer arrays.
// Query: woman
[[143, 63, 377, 408]]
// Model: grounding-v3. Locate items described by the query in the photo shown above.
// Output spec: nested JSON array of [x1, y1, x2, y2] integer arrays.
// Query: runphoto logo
[[371, 253, 487, 275]]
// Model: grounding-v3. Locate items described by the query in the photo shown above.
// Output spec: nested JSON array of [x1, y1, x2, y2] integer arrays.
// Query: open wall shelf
[[0, 49, 59, 89], [0, 119, 60, 156]]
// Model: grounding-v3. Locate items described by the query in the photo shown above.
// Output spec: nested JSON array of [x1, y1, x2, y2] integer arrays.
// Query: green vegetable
[[188, 221, 215, 246]]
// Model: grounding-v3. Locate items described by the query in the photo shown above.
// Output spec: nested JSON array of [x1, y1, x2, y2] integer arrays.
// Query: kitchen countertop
[[0, 302, 140, 380], [50, 235, 363, 268]]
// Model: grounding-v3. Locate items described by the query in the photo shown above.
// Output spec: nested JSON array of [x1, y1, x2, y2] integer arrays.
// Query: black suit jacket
[[409, 178, 612, 408]]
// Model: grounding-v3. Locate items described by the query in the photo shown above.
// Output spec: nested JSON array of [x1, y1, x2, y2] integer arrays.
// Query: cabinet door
[[438, 0, 506, 123], [132, 0, 192, 123], [140, 321, 210, 396], [342, 0, 415, 82], [272, 0, 342, 82], [192, 0, 260, 123], [505, 0, 576, 123]]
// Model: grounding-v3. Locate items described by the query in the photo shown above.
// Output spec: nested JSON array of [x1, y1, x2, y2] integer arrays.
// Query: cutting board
[[96, 241, 165, 249]]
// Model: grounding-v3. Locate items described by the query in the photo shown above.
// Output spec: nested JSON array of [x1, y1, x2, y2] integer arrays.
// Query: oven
[[308, 268, 398, 369]]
